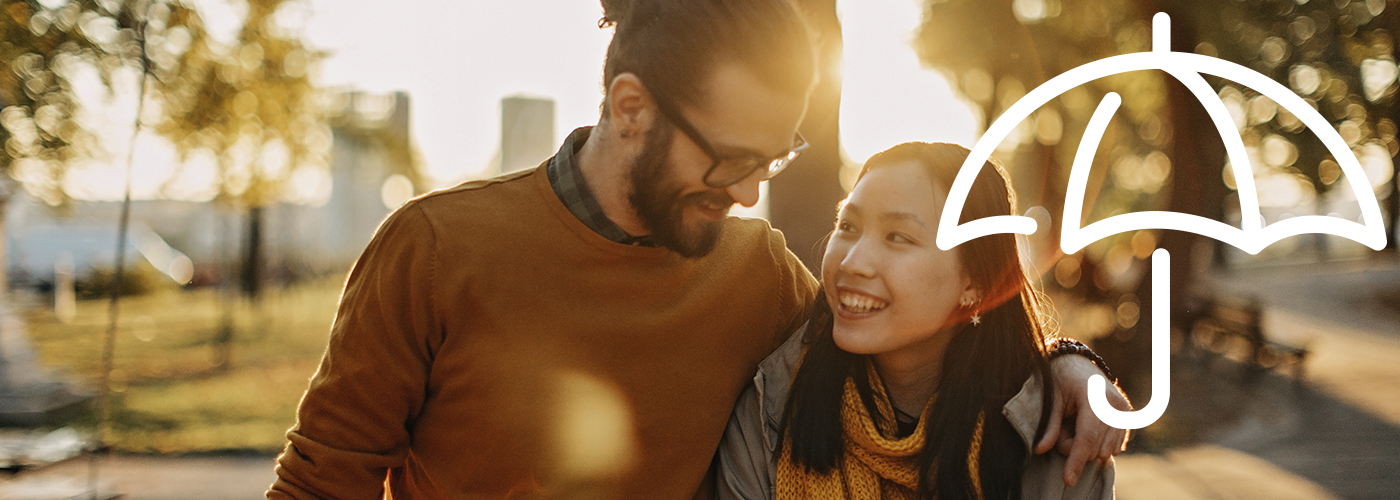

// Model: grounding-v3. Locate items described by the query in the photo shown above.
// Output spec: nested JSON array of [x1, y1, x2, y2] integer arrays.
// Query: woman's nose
[[839, 237, 878, 278]]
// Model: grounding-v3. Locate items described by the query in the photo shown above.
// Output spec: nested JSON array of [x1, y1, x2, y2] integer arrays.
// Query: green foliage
[[0, 0, 195, 205], [916, 0, 1170, 241], [914, 0, 1398, 260], [152, 0, 328, 207], [0, 0, 328, 208], [1192, 0, 1398, 197]]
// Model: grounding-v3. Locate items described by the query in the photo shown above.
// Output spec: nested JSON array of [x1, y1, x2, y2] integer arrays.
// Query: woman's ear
[[957, 276, 980, 309], [604, 73, 656, 139]]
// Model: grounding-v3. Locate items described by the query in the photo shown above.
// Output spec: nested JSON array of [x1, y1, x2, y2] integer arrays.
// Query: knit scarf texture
[[776, 360, 986, 500]]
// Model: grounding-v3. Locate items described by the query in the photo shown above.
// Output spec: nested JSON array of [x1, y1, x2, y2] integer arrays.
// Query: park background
[[0, 0, 1398, 498]]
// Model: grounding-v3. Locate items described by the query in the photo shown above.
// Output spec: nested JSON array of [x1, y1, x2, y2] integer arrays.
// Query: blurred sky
[[69, 0, 980, 201], [300, 0, 617, 185], [300, 0, 979, 187]]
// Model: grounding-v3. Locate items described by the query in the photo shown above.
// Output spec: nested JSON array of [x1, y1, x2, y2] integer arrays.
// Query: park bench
[[1186, 294, 1310, 378]]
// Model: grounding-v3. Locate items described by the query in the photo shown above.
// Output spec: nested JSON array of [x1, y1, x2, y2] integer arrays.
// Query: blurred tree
[[768, 0, 846, 272], [909, 0, 1177, 440], [147, 0, 327, 369], [918, 0, 1173, 259], [913, 0, 1398, 422], [149, 0, 326, 301], [0, 0, 203, 295], [2, 0, 331, 368], [1182, 0, 1398, 252]]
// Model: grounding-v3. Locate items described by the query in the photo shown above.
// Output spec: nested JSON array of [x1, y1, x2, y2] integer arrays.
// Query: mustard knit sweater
[[269, 165, 818, 500]]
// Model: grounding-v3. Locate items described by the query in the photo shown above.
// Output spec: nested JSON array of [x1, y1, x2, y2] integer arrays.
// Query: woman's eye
[[836, 220, 855, 232], [887, 232, 912, 244]]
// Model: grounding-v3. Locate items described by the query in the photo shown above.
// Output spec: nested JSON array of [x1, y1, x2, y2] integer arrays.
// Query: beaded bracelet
[[1048, 338, 1117, 384]]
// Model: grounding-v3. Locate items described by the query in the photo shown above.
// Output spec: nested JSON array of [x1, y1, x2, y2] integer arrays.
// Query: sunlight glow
[[305, 0, 614, 185], [837, 0, 980, 169]]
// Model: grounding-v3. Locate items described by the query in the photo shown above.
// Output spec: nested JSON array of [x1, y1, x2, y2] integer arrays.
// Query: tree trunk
[[215, 204, 238, 370], [241, 206, 263, 299], [768, 0, 845, 273], [0, 200, 8, 301], [1104, 5, 1229, 405], [1388, 102, 1399, 252]]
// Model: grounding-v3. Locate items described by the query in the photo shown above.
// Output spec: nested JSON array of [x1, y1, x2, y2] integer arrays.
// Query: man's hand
[[1036, 354, 1132, 486]]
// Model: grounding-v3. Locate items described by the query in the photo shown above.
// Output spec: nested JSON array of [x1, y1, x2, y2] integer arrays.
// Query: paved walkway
[[1112, 257, 1400, 499], [0, 454, 276, 500]]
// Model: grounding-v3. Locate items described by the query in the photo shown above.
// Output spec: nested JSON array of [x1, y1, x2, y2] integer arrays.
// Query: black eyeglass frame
[[649, 91, 808, 189]]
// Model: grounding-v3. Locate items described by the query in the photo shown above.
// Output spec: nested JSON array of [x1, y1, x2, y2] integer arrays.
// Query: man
[[269, 1, 1126, 498]]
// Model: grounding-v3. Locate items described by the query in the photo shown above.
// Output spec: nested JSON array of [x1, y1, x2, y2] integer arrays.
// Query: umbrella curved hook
[[1088, 248, 1171, 429]]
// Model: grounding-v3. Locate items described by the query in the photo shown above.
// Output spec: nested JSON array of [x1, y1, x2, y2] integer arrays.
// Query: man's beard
[[627, 120, 733, 258]]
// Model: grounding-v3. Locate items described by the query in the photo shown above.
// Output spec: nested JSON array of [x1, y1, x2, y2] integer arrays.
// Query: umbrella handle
[[1087, 248, 1171, 430]]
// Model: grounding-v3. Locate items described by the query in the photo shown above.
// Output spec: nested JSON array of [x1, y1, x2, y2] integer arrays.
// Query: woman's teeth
[[839, 292, 888, 313]]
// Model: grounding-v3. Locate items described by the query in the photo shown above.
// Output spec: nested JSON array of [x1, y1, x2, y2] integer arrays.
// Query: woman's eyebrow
[[879, 211, 927, 228]]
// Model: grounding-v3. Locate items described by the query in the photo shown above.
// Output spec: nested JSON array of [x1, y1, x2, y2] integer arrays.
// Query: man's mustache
[[680, 190, 736, 209]]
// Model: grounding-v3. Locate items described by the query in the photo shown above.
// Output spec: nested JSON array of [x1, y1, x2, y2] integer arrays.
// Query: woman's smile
[[834, 286, 890, 316]]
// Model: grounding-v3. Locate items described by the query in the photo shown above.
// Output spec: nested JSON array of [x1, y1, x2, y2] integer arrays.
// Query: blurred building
[[300, 90, 417, 265], [4, 195, 223, 288], [4, 90, 419, 288], [499, 96, 555, 174]]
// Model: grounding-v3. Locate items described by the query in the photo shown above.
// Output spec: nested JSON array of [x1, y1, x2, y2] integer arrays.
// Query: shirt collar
[[547, 127, 657, 247]]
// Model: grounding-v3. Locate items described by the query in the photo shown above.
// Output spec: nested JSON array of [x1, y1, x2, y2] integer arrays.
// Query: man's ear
[[605, 73, 656, 138]]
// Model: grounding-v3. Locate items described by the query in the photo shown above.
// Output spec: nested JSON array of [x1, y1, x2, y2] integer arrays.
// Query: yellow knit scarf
[[776, 361, 985, 500]]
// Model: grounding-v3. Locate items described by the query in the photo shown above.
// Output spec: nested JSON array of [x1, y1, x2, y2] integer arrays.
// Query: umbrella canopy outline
[[935, 13, 1389, 429]]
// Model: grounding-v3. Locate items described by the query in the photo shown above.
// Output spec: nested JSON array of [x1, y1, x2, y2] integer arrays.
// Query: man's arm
[[268, 203, 442, 500], [1039, 354, 1132, 487]]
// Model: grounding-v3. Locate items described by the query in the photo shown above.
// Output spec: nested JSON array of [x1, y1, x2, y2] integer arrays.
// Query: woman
[[717, 143, 1115, 500]]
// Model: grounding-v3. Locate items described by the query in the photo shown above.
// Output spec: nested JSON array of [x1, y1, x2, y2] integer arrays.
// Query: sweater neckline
[[532, 162, 676, 260]]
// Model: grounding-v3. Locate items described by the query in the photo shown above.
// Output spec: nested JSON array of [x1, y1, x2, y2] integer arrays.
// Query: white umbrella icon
[[936, 13, 1389, 430]]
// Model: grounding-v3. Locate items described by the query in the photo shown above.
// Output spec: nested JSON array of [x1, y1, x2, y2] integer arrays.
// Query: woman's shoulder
[[741, 320, 808, 444], [715, 321, 810, 500], [757, 321, 808, 406]]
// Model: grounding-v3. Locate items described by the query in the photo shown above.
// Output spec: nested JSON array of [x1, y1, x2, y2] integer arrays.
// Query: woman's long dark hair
[[779, 143, 1056, 500]]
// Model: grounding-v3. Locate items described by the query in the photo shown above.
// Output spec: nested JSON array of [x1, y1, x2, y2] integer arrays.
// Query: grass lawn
[[23, 277, 346, 453]]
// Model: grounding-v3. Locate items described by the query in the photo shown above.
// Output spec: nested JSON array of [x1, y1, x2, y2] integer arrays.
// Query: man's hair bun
[[599, 0, 816, 115], [598, 0, 634, 28]]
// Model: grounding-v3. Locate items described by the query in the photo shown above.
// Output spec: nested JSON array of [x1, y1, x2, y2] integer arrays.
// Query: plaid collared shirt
[[547, 127, 656, 247]]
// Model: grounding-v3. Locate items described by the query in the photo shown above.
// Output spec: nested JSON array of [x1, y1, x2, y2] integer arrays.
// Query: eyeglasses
[[650, 91, 808, 189]]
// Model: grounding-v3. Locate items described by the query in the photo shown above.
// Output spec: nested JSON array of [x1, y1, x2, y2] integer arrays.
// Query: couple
[[268, 0, 1126, 498]]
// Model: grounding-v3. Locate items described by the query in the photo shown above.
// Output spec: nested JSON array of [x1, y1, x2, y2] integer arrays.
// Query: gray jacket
[[715, 324, 1115, 499]]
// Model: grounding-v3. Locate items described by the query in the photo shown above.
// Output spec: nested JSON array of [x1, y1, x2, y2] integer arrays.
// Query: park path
[[1113, 258, 1400, 500], [0, 454, 277, 500]]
